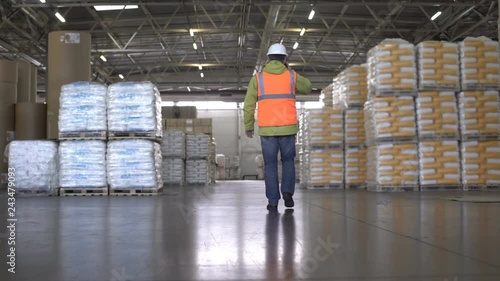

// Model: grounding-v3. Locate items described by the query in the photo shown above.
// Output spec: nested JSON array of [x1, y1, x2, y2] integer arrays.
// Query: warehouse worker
[[243, 43, 312, 211]]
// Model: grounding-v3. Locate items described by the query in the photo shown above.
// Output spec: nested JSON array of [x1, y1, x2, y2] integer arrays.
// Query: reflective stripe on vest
[[257, 71, 296, 101]]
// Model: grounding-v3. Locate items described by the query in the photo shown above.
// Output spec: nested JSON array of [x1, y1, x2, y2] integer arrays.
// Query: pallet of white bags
[[109, 188, 161, 196], [58, 131, 106, 140], [60, 188, 108, 196]]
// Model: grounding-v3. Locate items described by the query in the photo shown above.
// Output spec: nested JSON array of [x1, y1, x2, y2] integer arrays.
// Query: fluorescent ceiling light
[[118, 74, 124, 79], [200, 72, 204, 78], [193, 42, 197, 50], [100, 55, 107, 62], [280, 38, 284, 44], [198, 65, 202, 70], [40, 0, 46, 3], [431, 11, 442, 21], [187, 86, 191, 92], [55, 12, 66, 23], [308, 9, 315, 20], [300, 28, 306, 36], [293, 42, 299, 50], [94, 5, 139, 11], [189, 28, 194, 37]]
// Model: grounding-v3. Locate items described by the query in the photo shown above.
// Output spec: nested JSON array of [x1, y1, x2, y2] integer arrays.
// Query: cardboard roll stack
[[364, 96, 417, 144], [337, 64, 368, 106], [416, 41, 460, 91], [461, 141, 500, 189], [366, 143, 419, 190], [161, 158, 185, 186], [418, 140, 461, 186], [301, 108, 343, 148], [301, 148, 344, 188], [459, 37, 500, 90], [367, 38, 417, 96], [458, 91, 500, 138], [344, 146, 367, 188], [416, 91, 459, 139]]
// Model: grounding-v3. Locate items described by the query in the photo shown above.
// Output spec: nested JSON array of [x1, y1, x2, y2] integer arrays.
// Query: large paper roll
[[15, 103, 47, 140]]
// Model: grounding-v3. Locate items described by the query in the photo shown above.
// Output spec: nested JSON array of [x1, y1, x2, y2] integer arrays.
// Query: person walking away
[[243, 43, 312, 211]]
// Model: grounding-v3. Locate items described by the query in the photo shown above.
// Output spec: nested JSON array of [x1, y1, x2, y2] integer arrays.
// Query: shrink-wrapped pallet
[[459, 37, 500, 90], [461, 141, 500, 187], [59, 140, 107, 188], [186, 134, 210, 159], [344, 108, 365, 146], [107, 140, 162, 189], [301, 108, 343, 148], [458, 91, 500, 138], [416, 41, 460, 91], [186, 159, 209, 185], [6, 141, 58, 195], [338, 64, 368, 105], [162, 157, 185, 185], [344, 146, 367, 187], [302, 148, 343, 188], [225, 156, 241, 180], [364, 96, 416, 144], [416, 91, 459, 139], [107, 82, 162, 137], [419, 140, 460, 186], [59, 82, 107, 133], [367, 143, 418, 190], [367, 39, 417, 95], [215, 154, 226, 180], [320, 83, 334, 108], [162, 130, 186, 159]]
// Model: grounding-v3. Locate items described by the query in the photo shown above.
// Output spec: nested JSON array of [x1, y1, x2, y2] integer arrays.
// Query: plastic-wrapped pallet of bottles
[[418, 140, 461, 189], [186, 134, 210, 159], [301, 108, 343, 148], [107, 140, 163, 190], [161, 130, 186, 159], [337, 64, 368, 105], [58, 82, 107, 137], [59, 140, 107, 188], [367, 38, 417, 96], [162, 158, 185, 185], [416, 41, 460, 91], [344, 108, 365, 146], [461, 140, 500, 190], [416, 91, 459, 139], [186, 159, 209, 185], [107, 82, 162, 138], [7, 141, 59, 195], [459, 37, 500, 90], [458, 91, 500, 139], [364, 96, 417, 144], [366, 143, 418, 191], [344, 146, 367, 188]]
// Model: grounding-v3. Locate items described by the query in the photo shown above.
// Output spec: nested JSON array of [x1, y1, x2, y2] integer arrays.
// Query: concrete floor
[[1, 181, 500, 281]]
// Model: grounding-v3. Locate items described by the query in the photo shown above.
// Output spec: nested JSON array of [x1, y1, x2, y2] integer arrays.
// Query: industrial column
[[47, 31, 91, 139]]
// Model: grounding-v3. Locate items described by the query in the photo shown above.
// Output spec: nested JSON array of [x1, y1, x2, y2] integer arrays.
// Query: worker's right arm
[[295, 72, 312, 95], [243, 76, 258, 137]]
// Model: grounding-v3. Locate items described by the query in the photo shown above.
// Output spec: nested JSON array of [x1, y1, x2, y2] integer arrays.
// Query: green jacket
[[243, 60, 312, 136]]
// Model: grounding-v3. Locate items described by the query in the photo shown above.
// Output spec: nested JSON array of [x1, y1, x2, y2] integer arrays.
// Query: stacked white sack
[[186, 159, 209, 184], [107, 140, 162, 189], [459, 37, 500, 90], [416, 41, 460, 91], [458, 91, 500, 137], [416, 91, 459, 138], [162, 130, 186, 158], [337, 64, 368, 105], [162, 158, 185, 185], [186, 134, 210, 159], [59, 141, 106, 188], [418, 140, 461, 186], [7, 141, 58, 194], [107, 82, 162, 137], [59, 82, 107, 132]]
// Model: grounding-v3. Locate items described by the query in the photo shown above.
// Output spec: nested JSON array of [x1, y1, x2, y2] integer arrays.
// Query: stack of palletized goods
[[459, 37, 500, 91], [161, 130, 186, 186], [59, 140, 107, 196], [215, 154, 226, 180], [416, 91, 459, 139], [186, 134, 211, 185], [416, 41, 460, 91], [299, 108, 344, 189], [7, 141, 59, 196], [107, 139, 163, 195], [225, 156, 240, 180], [337, 64, 368, 105], [255, 155, 264, 180], [209, 138, 217, 184], [418, 140, 461, 190], [320, 83, 334, 107], [461, 141, 500, 190]]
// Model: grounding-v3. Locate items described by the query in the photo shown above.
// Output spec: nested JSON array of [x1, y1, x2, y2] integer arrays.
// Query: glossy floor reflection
[[1, 181, 500, 281]]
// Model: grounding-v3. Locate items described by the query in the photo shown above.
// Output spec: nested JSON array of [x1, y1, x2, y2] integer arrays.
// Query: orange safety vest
[[256, 70, 297, 127]]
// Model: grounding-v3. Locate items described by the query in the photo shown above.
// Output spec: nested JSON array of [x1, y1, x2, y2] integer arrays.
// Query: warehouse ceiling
[[0, 0, 498, 97]]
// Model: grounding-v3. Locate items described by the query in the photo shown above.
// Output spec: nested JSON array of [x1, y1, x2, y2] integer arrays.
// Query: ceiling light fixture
[[198, 65, 202, 70], [431, 11, 442, 21], [200, 72, 204, 78], [193, 42, 197, 50], [100, 55, 107, 62], [118, 74, 124, 79], [293, 42, 299, 49], [189, 28, 194, 37], [187, 86, 191, 92], [55, 12, 66, 23], [300, 28, 306, 36], [94, 5, 139, 11], [39, 0, 46, 3], [308, 9, 315, 20]]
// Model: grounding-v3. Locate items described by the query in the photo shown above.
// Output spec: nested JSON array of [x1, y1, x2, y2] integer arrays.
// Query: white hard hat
[[267, 43, 288, 56]]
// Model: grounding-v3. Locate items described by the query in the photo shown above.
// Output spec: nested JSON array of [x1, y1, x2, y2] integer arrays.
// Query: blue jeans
[[260, 135, 296, 206]]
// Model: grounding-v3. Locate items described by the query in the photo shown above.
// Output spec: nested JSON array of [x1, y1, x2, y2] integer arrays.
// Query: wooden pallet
[[461, 135, 500, 141], [367, 185, 418, 192], [306, 184, 344, 190], [418, 134, 460, 141], [372, 90, 418, 97], [461, 84, 500, 91], [109, 187, 161, 196], [367, 136, 418, 145], [345, 184, 366, 190], [60, 188, 108, 196], [464, 185, 500, 191], [58, 131, 106, 140], [418, 85, 459, 91], [16, 189, 58, 196], [420, 185, 462, 191], [108, 131, 161, 141]]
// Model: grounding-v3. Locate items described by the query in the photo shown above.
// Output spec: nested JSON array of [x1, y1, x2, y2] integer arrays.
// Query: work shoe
[[283, 192, 294, 208], [267, 204, 278, 211]]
